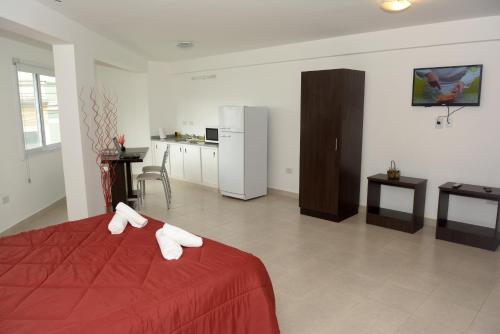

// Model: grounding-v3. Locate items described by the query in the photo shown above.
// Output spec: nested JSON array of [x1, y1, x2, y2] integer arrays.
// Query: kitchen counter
[[151, 136, 218, 147]]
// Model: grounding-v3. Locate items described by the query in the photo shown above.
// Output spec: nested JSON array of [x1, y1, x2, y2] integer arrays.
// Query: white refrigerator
[[218, 106, 268, 200]]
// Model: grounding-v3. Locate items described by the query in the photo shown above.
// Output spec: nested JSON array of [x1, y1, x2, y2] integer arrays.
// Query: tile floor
[[3, 180, 500, 333]]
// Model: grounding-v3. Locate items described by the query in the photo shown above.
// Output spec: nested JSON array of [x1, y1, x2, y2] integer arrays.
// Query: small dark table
[[436, 183, 500, 251], [102, 147, 148, 209], [366, 174, 427, 233]]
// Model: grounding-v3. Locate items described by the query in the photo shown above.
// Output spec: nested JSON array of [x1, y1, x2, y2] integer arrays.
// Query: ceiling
[[36, 0, 500, 61]]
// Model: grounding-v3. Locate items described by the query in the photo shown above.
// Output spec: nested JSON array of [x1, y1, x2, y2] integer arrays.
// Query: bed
[[0, 214, 280, 334]]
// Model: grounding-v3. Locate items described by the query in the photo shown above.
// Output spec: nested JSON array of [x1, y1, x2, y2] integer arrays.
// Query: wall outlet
[[285, 168, 293, 174], [182, 121, 187, 125], [2, 196, 9, 205], [435, 117, 444, 129], [189, 121, 194, 126]]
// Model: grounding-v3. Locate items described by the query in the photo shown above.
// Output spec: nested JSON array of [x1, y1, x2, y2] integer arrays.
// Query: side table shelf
[[366, 174, 427, 234], [436, 183, 500, 251]]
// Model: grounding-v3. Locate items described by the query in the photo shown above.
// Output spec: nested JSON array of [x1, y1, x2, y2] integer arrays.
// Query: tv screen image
[[412, 65, 483, 106]]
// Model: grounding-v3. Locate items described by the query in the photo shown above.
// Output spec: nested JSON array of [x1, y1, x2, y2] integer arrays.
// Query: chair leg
[[166, 177, 172, 206], [141, 180, 146, 205], [160, 178, 170, 209], [165, 174, 172, 198], [137, 180, 142, 208]]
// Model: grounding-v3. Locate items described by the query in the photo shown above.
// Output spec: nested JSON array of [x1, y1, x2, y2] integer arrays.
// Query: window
[[16, 68, 60, 151]]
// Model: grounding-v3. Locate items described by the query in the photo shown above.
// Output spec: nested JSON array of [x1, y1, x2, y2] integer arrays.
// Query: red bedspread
[[0, 214, 279, 334]]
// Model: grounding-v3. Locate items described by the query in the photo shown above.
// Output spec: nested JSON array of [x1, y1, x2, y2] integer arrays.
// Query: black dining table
[[101, 147, 149, 209]]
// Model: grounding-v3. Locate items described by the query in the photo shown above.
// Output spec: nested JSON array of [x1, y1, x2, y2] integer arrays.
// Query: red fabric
[[0, 214, 280, 334]]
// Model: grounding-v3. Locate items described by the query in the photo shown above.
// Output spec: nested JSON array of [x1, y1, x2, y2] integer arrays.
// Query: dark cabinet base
[[436, 220, 500, 251], [367, 209, 423, 234], [300, 208, 358, 223], [366, 174, 427, 234], [436, 183, 500, 251]]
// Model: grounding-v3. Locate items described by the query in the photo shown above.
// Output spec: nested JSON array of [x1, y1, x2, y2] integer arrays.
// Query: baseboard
[[19, 197, 66, 223], [0, 197, 66, 235], [268, 187, 299, 199]]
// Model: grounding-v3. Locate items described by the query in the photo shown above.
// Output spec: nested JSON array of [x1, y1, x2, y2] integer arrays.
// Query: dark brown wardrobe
[[299, 69, 365, 222]]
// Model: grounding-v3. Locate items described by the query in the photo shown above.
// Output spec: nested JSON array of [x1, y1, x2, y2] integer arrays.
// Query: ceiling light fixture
[[380, 0, 412, 13], [176, 41, 194, 49]]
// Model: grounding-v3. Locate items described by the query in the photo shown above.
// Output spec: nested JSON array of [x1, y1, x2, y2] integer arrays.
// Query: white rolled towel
[[155, 229, 183, 260], [116, 202, 148, 228], [162, 223, 203, 247], [108, 212, 128, 235]]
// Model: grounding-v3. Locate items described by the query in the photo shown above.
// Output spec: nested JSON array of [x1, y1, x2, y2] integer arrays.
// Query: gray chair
[[137, 146, 171, 209]]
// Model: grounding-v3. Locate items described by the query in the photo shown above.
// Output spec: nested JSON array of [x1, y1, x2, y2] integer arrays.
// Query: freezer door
[[218, 132, 244, 195], [219, 106, 244, 133]]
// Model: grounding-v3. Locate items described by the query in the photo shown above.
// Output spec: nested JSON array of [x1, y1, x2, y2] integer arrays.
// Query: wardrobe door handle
[[335, 138, 338, 151]]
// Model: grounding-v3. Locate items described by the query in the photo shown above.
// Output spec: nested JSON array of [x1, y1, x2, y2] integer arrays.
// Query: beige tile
[[468, 313, 500, 334], [431, 280, 491, 311], [386, 267, 442, 295], [328, 299, 411, 334], [414, 296, 478, 332], [480, 289, 500, 319], [368, 282, 429, 313], [396, 315, 465, 334]]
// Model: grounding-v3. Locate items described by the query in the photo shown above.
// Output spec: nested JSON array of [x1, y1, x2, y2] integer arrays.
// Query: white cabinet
[[201, 147, 219, 187], [183, 145, 201, 183], [169, 143, 184, 179], [151, 140, 218, 188]]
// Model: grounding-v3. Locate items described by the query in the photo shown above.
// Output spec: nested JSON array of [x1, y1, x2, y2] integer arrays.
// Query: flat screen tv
[[412, 64, 483, 107]]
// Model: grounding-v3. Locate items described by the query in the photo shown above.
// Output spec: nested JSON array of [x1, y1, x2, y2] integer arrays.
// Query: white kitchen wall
[[148, 16, 500, 222], [0, 35, 65, 232], [95, 64, 151, 174]]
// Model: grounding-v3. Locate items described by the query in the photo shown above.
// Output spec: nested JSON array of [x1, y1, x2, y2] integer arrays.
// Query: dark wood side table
[[436, 183, 500, 251], [366, 174, 427, 233], [101, 147, 149, 210]]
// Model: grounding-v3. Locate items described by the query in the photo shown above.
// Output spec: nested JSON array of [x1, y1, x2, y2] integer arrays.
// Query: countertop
[[151, 136, 218, 147]]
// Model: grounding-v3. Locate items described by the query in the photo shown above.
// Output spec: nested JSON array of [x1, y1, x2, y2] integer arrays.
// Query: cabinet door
[[183, 145, 201, 183], [169, 144, 184, 179], [219, 132, 244, 195], [201, 147, 218, 187], [155, 142, 166, 167], [299, 70, 340, 214], [219, 106, 244, 132]]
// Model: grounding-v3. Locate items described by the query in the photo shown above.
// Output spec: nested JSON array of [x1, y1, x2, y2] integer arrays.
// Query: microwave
[[205, 127, 219, 143]]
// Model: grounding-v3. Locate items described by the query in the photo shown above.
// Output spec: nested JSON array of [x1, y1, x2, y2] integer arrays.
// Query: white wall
[[149, 16, 500, 222], [0, 36, 65, 232], [1, 0, 148, 220], [148, 62, 177, 136], [96, 65, 151, 174]]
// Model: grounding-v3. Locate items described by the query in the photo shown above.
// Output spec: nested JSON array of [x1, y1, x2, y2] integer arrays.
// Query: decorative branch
[[79, 87, 119, 210]]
